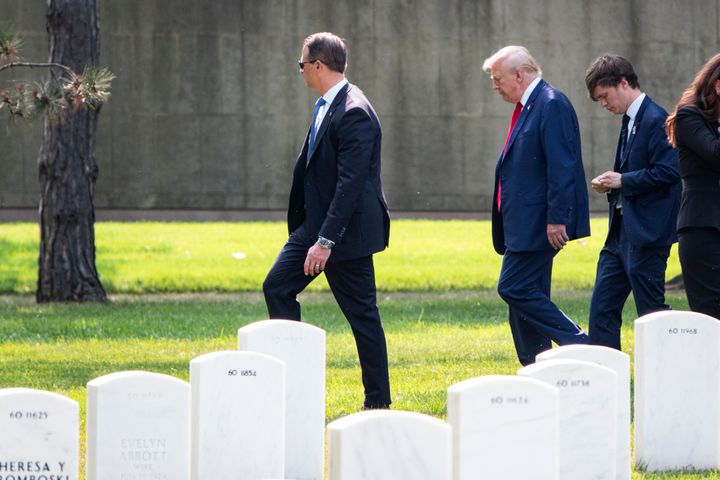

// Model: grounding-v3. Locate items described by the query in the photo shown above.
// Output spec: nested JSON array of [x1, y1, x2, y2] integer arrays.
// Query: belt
[[683, 176, 720, 191]]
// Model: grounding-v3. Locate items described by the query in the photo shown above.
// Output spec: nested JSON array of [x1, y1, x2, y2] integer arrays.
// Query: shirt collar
[[520, 77, 542, 106], [321, 78, 348, 106], [626, 93, 645, 121]]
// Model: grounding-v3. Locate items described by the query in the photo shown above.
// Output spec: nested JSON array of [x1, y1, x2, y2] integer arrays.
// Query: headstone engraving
[[0, 388, 79, 480], [537, 344, 630, 480], [190, 350, 285, 480], [238, 319, 325, 480], [447, 375, 559, 480], [327, 410, 451, 480], [634, 310, 720, 471], [86, 371, 191, 480], [518, 359, 617, 480]]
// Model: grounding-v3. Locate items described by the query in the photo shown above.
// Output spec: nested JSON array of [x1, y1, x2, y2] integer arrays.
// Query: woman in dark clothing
[[666, 53, 720, 319]]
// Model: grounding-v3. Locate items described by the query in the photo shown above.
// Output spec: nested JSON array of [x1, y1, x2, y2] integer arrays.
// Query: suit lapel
[[503, 80, 544, 159], [619, 96, 650, 170], [306, 83, 350, 163]]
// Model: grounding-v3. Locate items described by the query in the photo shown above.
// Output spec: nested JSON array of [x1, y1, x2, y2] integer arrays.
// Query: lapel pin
[[632, 125, 637, 135]]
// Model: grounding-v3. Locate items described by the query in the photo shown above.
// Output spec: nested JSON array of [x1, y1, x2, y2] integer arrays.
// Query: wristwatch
[[317, 236, 335, 249]]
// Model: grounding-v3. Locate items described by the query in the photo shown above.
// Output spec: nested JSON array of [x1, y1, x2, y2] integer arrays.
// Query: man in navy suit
[[263, 32, 391, 409], [585, 54, 680, 350], [483, 46, 591, 366]]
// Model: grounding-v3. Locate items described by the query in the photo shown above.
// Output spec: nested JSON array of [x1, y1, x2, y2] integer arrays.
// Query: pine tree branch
[[0, 61, 74, 77]]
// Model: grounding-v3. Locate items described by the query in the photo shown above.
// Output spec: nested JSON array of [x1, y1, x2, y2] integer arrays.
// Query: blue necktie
[[309, 97, 326, 153]]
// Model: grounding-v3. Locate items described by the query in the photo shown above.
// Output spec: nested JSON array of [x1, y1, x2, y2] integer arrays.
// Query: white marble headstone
[[518, 359, 617, 480], [0, 388, 79, 480], [447, 375, 559, 480], [190, 350, 285, 480], [635, 310, 720, 471], [537, 344, 630, 480], [86, 371, 191, 480], [238, 319, 325, 480], [327, 410, 451, 480]]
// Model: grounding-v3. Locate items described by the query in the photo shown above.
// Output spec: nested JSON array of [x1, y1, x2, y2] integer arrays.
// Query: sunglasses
[[298, 59, 319, 70]]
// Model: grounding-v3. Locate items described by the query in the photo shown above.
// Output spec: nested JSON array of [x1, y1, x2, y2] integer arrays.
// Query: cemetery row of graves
[[1, 309, 717, 479]]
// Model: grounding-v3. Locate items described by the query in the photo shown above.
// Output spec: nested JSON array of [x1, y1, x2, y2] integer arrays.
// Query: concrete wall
[[1, 0, 718, 213]]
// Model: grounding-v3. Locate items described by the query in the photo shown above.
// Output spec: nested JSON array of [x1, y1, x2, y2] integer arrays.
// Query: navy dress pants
[[589, 217, 671, 350], [262, 225, 391, 408], [498, 248, 588, 366]]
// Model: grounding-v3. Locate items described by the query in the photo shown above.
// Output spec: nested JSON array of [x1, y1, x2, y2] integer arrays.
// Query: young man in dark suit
[[483, 46, 591, 366], [263, 32, 391, 409], [585, 54, 681, 350]]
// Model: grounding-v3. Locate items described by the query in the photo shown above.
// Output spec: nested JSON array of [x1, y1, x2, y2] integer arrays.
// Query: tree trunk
[[37, 0, 106, 302]]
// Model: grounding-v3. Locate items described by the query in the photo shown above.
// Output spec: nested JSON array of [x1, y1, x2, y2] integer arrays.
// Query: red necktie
[[497, 102, 523, 212]]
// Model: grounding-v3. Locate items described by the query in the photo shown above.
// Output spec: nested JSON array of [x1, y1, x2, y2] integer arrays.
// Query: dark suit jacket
[[674, 106, 720, 231], [607, 96, 680, 246], [491, 79, 590, 254], [287, 83, 390, 262]]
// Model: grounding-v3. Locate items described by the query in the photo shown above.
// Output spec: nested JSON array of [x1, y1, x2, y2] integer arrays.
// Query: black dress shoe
[[361, 403, 390, 410]]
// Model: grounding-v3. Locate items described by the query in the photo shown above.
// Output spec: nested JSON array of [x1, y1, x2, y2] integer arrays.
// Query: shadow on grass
[[0, 358, 191, 390], [0, 290, 690, 342], [0, 297, 268, 341], [0, 291, 518, 341]]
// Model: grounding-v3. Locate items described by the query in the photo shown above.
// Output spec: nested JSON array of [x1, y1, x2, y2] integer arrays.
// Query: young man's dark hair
[[585, 54, 640, 100]]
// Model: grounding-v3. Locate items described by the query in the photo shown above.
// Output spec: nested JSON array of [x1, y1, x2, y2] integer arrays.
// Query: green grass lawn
[[0, 218, 682, 293], [0, 219, 710, 478], [0, 290, 715, 479]]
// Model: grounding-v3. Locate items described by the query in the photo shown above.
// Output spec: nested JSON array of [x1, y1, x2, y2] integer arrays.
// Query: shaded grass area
[[0, 219, 682, 293], [0, 290, 714, 479]]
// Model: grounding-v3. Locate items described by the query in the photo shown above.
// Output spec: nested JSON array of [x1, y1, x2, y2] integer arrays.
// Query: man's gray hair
[[482, 45, 542, 77]]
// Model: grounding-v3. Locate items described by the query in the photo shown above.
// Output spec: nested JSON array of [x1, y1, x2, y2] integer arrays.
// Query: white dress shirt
[[521, 77, 542, 107], [313, 78, 349, 132], [625, 93, 646, 142]]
